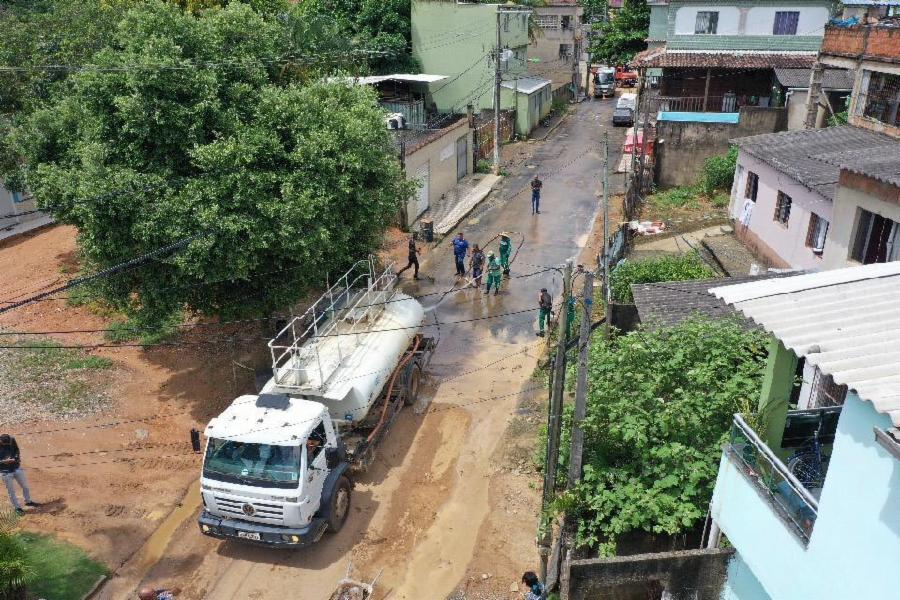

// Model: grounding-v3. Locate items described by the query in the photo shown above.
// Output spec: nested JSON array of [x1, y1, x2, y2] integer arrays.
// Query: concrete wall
[[501, 83, 552, 136], [530, 5, 581, 85], [712, 394, 900, 599], [785, 88, 808, 130], [568, 548, 733, 600], [730, 151, 832, 270], [655, 107, 787, 188], [821, 170, 900, 269], [0, 184, 39, 226], [412, 1, 529, 114], [403, 119, 473, 227], [720, 554, 771, 600]]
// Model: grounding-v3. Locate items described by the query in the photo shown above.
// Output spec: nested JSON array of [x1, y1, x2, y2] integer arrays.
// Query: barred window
[[805, 213, 829, 253], [535, 15, 559, 29], [745, 171, 759, 202], [858, 71, 900, 128], [774, 191, 792, 225], [695, 11, 718, 34], [773, 11, 800, 35]]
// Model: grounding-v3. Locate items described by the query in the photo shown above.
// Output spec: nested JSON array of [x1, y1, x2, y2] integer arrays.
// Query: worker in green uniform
[[485, 251, 503, 296], [499, 232, 513, 276]]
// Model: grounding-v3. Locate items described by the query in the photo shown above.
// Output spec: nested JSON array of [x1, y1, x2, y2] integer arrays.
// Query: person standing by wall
[[537, 288, 552, 337], [530, 175, 543, 215], [1, 434, 36, 515], [452, 232, 469, 277]]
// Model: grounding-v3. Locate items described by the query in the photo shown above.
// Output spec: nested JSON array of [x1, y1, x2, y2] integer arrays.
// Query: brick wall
[[822, 25, 900, 61]]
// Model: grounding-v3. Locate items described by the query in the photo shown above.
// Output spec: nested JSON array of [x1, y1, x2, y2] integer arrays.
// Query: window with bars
[[535, 15, 559, 29], [561, 15, 572, 30], [851, 208, 900, 264], [805, 213, 829, 254], [558, 43, 572, 59], [774, 191, 792, 225], [856, 70, 900, 128], [773, 11, 800, 35], [695, 11, 719, 34], [745, 171, 759, 202]]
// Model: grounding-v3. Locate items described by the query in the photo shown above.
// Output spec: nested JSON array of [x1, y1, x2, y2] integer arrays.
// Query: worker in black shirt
[[1, 434, 36, 515], [396, 236, 420, 280]]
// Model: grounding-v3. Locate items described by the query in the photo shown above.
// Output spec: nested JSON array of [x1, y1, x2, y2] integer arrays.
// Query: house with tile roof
[[634, 0, 834, 113], [705, 263, 900, 600]]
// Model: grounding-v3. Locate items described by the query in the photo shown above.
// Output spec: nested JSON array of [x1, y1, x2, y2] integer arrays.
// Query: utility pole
[[492, 7, 502, 175], [539, 258, 574, 583], [601, 132, 611, 340], [566, 270, 593, 488]]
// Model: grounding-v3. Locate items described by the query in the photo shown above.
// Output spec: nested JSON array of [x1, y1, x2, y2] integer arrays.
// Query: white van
[[616, 93, 637, 110]]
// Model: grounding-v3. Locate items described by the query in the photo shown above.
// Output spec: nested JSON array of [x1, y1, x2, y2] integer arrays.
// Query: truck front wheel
[[326, 476, 352, 533], [404, 364, 422, 406]]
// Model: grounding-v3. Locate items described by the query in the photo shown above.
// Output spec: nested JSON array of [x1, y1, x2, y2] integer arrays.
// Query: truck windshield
[[203, 438, 302, 488], [598, 72, 614, 84]]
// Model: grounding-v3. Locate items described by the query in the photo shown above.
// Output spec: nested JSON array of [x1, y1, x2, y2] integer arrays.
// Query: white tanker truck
[[198, 258, 434, 547]]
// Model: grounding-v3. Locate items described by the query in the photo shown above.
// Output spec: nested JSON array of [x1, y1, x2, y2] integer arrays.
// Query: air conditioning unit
[[386, 113, 406, 130]]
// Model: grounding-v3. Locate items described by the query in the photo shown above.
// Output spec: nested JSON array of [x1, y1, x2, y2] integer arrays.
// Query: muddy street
[[111, 97, 627, 600]]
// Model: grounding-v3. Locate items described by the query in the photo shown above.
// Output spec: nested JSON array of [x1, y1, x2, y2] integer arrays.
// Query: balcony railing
[[727, 414, 820, 545], [653, 95, 728, 113]]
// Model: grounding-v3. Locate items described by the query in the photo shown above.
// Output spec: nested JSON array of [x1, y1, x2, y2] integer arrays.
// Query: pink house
[[729, 126, 896, 270]]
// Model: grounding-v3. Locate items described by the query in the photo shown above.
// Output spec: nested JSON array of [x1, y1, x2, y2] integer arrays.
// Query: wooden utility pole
[[566, 270, 593, 488], [601, 132, 611, 340], [492, 8, 502, 175], [805, 62, 824, 129], [539, 258, 574, 583]]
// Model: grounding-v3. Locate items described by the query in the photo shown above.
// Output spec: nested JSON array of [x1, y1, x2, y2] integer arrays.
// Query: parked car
[[616, 93, 637, 111], [612, 107, 634, 127], [593, 68, 616, 98]]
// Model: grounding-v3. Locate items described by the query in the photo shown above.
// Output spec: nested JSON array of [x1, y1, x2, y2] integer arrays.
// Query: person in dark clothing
[[537, 288, 553, 336], [138, 586, 182, 600], [452, 232, 469, 277], [470, 244, 486, 288], [530, 175, 543, 214], [521, 571, 545, 600], [396, 236, 420, 279], [1, 434, 35, 515]]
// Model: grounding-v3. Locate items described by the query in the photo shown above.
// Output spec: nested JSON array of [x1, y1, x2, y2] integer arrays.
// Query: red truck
[[615, 66, 638, 88]]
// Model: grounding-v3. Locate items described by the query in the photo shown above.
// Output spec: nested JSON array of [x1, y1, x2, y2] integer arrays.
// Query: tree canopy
[[587, 0, 649, 66], [4, 1, 411, 324], [561, 318, 767, 555]]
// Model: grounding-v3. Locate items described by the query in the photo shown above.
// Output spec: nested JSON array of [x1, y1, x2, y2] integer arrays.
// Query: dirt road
[[116, 98, 626, 600]]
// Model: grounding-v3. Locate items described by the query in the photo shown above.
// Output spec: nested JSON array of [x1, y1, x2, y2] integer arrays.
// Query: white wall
[[674, 6, 740, 35], [732, 151, 833, 270]]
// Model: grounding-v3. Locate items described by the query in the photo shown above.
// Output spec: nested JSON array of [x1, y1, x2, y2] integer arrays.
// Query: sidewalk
[[420, 173, 502, 238]]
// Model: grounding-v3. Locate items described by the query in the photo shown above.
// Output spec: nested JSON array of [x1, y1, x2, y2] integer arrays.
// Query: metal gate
[[456, 135, 468, 181]]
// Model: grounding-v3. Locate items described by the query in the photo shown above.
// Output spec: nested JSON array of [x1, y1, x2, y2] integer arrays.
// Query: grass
[[17, 339, 112, 371], [650, 186, 701, 209], [17, 532, 107, 600], [105, 311, 184, 344]]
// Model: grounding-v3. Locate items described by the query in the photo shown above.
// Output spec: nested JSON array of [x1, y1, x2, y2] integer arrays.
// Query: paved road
[[132, 97, 626, 600]]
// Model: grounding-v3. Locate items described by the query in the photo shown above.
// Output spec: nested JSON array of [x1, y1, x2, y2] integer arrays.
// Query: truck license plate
[[237, 531, 261, 541]]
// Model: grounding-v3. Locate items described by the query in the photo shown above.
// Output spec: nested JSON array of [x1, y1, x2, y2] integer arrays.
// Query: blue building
[[706, 263, 900, 599]]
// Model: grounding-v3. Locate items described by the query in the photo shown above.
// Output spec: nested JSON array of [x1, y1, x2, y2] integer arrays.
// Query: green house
[[412, 0, 552, 136]]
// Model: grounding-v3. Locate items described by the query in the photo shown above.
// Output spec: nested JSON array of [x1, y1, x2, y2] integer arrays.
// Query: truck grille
[[214, 496, 284, 524]]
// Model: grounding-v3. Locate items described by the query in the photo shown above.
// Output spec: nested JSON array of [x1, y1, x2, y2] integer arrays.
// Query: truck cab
[[593, 68, 616, 98], [198, 393, 352, 547]]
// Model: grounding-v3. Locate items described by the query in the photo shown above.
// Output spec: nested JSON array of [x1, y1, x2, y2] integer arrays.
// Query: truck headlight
[[201, 524, 210, 533], [281, 534, 300, 543]]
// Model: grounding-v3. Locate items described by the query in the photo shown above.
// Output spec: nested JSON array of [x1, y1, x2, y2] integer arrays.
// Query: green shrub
[[711, 191, 730, 208], [700, 146, 738, 195], [0, 512, 34, 599], [609, 252, 715, 303], [475, 159, 492, 174], [105, 311, 184, 345], [651, 186, 699, 208]]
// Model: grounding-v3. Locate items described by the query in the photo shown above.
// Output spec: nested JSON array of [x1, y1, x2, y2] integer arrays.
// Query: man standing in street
[[452, 232, 469, 277], [1, 434, 36, 515], [530, 175, 543, 214], [470, 244, 486, 288], [537, 288, 552, 336], [499, 232, 513, 275], [396, 235, 420, 280], [485, 251, 502, 295]]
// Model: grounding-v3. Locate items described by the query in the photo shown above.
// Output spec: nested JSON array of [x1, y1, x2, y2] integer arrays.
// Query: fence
[[654, 95, 728, 113], [473, 110, 515, 162]]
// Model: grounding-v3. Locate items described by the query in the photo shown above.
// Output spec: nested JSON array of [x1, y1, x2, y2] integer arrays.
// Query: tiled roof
[[818, 148, 900, 188], [774, 68, 854, 90], [633, 51, 816, 69], [731, 126, 899, 201], [632, 273, 794, 330], [710, 262, 900, 426]]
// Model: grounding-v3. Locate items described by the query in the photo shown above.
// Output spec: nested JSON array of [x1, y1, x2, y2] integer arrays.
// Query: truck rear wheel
[[404, 364, 422, 406], [327, 476, 352, 533]]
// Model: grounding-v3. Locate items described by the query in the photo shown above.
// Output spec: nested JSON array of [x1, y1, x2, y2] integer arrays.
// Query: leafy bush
[[700, 146, 738, 195], [105, 311, 184, 345], [609, 252, 714, 303], [651, 186, 699, 208], [475, 159, 492, 174], [0, 512, 34, 600], [561, 318, 768, 555]]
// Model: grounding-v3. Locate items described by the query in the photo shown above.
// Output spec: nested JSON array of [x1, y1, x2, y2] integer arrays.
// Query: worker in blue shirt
[[452, 232, 469, 277]]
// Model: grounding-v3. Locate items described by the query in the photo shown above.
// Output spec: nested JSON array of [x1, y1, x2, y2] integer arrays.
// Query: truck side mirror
[[325, 447, 341, 470]]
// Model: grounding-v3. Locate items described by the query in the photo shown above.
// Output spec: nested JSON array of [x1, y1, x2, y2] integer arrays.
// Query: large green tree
[[588, 0, 649, 65], [7, 1, 410, 324], [560, 318, 767, 555]]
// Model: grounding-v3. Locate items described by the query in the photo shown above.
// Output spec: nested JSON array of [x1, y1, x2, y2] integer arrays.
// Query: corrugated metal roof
[[818, 148, 900, 188], [774, 67, 853, 90], [709, 262, 900, 425], [501, 76, 552, 94], [632, 51, 816, 69]]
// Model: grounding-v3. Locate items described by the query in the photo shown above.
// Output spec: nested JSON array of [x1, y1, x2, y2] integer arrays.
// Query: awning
[[500, 76, 552, 95]]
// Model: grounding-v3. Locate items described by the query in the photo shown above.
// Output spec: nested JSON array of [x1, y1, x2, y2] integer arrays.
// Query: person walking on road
[[452, 232, 469, 277], [530, 175, 543, 214], [396, 236, 420, 280], [470, 244, 486, 288], [1, 434, 36, 515], [537, 288, 552, 336], [138, 586, 182, 600], [499, 232, 512, 275], [485, 251, 502, 295]]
